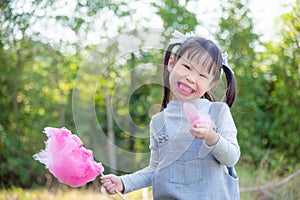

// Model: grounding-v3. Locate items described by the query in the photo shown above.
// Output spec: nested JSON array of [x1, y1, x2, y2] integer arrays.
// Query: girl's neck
[[168, 98, 210, 107]]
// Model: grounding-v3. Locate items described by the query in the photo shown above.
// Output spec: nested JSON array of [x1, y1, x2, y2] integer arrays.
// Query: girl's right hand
[[100, 174, 124, 195]]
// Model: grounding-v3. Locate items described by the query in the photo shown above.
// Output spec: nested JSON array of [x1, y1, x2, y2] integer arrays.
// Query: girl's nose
[[185, 74, 196, 84]]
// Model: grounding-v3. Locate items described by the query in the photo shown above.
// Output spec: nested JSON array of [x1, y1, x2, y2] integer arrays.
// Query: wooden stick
[[115, 189, 126, 200], [101, 173, 126, 200]]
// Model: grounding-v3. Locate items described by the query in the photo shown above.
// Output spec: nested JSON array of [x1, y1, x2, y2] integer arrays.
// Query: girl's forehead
[[180, 51, 214, 73], [184, 50, 212, 63]]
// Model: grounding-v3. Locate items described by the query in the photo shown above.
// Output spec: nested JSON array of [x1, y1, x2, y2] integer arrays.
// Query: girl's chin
[[171, 91, 204, 101], [172, 93, 196, 101]]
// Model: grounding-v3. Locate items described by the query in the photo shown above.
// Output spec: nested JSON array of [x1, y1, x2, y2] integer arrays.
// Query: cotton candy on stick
[[183, 102, 212, 127], [33, 127, 104, 187]]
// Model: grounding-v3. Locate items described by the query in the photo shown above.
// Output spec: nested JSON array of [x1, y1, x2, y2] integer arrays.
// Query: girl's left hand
[[189, 123, 219, 146]]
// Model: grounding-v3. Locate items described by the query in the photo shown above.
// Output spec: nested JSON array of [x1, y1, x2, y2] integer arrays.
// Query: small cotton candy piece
[[33, 127, 104, 187], [183, 102, 212, 126]]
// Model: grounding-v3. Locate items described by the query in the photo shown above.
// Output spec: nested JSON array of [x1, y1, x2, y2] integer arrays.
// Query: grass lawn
[[1, 167, 300, 200], [1, 188, 108, 200], [0, 187, 151, 200]]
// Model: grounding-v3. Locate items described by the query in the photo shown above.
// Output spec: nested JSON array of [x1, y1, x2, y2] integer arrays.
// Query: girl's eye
[[199, 74, 207, 78], [182, 64, 190, 69]]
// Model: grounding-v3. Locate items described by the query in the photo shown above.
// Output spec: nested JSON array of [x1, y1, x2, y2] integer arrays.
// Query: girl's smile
[[177, 81, 196, 96]]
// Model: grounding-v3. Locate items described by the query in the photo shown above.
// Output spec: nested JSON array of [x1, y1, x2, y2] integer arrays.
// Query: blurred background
[[0, 0, 299, 199]]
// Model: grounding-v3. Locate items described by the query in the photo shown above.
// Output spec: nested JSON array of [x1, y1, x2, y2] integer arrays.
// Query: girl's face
[[168, 53, 215, 101]]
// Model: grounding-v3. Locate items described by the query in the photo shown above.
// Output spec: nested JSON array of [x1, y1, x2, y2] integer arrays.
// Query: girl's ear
[[167, 56, 174, 72]]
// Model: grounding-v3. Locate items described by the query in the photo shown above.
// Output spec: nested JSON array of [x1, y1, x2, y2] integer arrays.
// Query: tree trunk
[[129, 53, 135, 151], [12, 49, 22, 134], [105, 74, 117, 174]]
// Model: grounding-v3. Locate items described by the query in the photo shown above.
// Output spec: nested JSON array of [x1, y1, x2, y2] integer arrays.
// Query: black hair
[[160, 37, 237, 111]]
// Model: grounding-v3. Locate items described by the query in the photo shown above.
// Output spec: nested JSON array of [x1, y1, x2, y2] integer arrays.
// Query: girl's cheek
[[198, 79, 210, 90]]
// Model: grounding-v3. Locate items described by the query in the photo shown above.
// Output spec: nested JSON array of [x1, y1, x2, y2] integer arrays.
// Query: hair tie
[[222, 52, 234, 74], [169, 30, 197, 45]]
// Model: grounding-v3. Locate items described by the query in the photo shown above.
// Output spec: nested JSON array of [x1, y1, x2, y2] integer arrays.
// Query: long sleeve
[[210, 103, 240, 167], [120, 118, 159, 193]]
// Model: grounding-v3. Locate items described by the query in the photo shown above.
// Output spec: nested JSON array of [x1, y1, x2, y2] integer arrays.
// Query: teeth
[[179, 83, 194, 93]]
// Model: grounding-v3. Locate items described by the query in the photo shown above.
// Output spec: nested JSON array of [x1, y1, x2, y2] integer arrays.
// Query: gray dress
[[121, 99, 240, 199]]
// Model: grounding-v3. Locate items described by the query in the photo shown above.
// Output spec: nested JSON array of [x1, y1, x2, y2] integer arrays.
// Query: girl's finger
[[101, 178, 112, 184], [102, 181, 112, 188], [107, 186, 117, 194], [189, 127, 207, 139], [107, 183, 117, 190]]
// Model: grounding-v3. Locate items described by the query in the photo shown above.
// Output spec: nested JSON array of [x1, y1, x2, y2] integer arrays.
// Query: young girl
[[101, 30, 240, 199]]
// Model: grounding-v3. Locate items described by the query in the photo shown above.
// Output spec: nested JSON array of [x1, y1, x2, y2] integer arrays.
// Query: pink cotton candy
[[33, 127, 104, 187], [183, 102, 212, 126]]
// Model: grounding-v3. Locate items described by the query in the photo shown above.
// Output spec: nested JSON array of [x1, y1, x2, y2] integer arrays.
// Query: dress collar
[[165, 99, 211, 112]]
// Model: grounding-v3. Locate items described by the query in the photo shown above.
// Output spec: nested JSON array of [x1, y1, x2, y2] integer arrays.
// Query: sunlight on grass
[[0, 187, 153, 200], [1, 168, 299, 200], [0, 188, 109, 200]]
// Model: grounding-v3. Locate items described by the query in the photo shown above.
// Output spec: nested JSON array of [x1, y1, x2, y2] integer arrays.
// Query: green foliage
[[0, 0, 299, 189], [257, 2, 300, 172], [0, 38, 80, 187], [0, 125, 45, 188], [152, 0, 198, 33], [216, 0, 266, 169], [216, 0, 300, 173]]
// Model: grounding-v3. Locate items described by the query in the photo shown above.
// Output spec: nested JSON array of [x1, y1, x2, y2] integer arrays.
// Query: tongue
[[179, 83, 193, 94]]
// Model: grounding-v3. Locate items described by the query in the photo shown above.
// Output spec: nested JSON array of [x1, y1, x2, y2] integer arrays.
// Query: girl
[[101, 30, 240, 199]]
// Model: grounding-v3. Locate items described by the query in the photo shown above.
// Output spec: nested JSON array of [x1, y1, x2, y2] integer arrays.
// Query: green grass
[[238, 166, 300, 200], [0, 185, 156, 200], [1, 167, 299, 200], [0, 187, 152, 200]]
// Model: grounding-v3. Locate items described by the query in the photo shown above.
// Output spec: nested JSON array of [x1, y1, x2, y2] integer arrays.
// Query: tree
[[0, 0, 137, 186], [152, 0, 197, 34], [0, 37, 81, 187], [215, 0, 266, 168], [258, 1, 300, 172]]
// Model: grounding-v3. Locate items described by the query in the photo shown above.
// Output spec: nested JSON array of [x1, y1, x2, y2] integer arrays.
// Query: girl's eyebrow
[[185, 59, 210, 76]]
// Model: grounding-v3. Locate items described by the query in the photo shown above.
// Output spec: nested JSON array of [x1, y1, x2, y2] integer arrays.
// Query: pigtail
[[203, 91, 216, 102], [160, 43, 180, 111], [222, 64, 237, 108]]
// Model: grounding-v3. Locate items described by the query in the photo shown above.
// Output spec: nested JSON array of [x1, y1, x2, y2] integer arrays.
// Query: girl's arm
[[209, 103, 240, 167], [189, 103, 240, 166], [119, 118, 159, 193]]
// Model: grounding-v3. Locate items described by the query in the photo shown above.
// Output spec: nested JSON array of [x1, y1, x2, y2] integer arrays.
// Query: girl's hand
[[100, 174, 124, 195], [189, 123, 220, 146]]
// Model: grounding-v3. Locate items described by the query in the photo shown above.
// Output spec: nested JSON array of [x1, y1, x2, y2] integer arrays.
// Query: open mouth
[[178, 82, 195, 96]]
